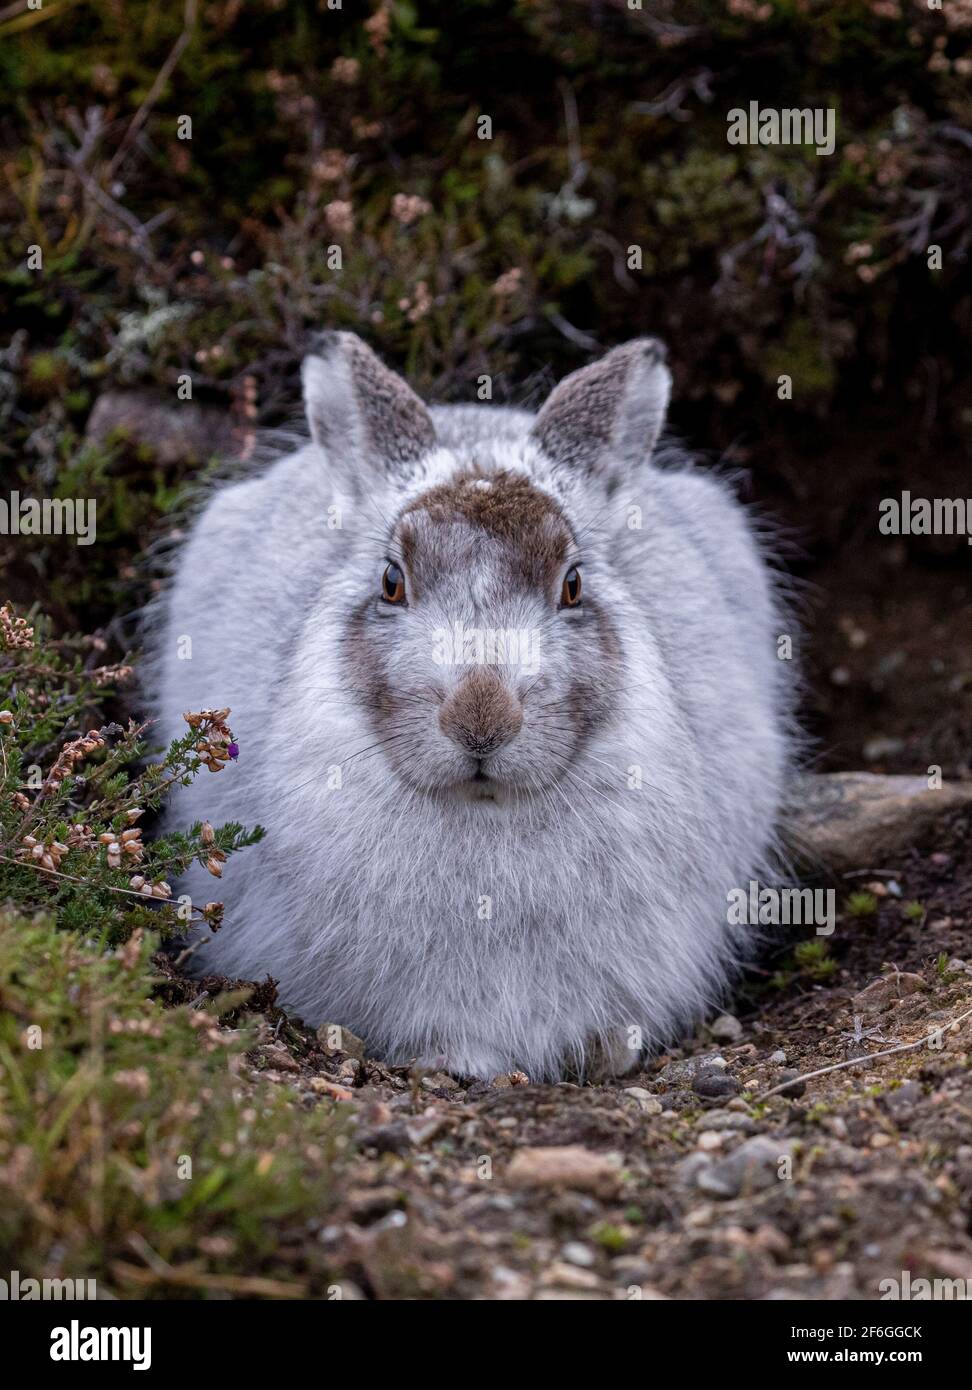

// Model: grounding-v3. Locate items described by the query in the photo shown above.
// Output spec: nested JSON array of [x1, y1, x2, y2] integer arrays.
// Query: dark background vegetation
[[2, 0, 971, 770]]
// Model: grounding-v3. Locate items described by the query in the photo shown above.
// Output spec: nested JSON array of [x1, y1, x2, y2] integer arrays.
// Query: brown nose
[[438, 668, 523, 758]]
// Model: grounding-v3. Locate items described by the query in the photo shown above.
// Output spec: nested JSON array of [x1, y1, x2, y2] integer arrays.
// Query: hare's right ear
[[530, 338, 671, 490], [301, 332, 436, 490]]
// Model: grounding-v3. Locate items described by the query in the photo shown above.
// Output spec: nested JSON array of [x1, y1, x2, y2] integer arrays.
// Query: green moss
[[846, 890, 880, 918]]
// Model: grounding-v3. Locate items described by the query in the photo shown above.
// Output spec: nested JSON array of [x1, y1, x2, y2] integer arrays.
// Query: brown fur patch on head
[[400, 468, 573, 590]]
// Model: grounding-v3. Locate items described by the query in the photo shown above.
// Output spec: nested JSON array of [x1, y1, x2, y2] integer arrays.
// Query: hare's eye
[[382, 562, 406, 604], [561, 566, 582, 607]]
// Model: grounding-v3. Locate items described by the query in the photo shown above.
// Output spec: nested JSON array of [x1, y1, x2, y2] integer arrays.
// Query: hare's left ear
[[530, 338, 671, 487]]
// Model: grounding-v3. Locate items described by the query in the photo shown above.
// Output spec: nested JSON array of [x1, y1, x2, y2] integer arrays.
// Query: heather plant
[[0, 600, 261, 947], [0, 599, 353, 1295]]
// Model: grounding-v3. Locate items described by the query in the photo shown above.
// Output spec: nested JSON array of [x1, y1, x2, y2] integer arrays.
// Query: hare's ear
[[301, 332, 435, 488], [530, 338, 671, 487]]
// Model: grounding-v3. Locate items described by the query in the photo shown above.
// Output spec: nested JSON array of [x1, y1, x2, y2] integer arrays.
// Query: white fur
[[147, 341, 794, 1080]]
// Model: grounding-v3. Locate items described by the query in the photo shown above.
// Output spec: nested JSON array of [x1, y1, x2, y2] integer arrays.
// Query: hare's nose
[[439, 668, 523, 757]]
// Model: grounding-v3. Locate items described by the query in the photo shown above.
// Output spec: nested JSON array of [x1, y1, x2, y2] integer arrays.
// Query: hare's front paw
[[583, 1029, 642, 1083], [405, 1048, 508, 1083]]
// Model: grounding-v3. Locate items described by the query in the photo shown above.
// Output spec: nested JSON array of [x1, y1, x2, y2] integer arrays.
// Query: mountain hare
[[151, 332, 792, 1080]]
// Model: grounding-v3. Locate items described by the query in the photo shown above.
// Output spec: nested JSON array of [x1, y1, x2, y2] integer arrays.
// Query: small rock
[[347, 1186, 404, 1219], [776, 1069, 807, 1099], [675, 1152, 713, 1188], [506, 1146, 622, 1197], [853, 971, 926, 1015], [491, 1266, 531, 1300], [710, 1013, 743, 1043], [698, 1109, 757, 1134], [695, 1137, 794, 1200], [697, 1130, 726, 1151], [561, 1241, 596, 1268], [356, 1121, 410, 1154], [923, 1249, 972, 1283], [623, 1087, 663, 1114], [258, 1043, 300, 1073], [656, 1052, 724, 1085], [692, 1068, 742, 1100], [420, 1070, 460, 1092], [307, 1076, 353, 1101], [404, 1110, 449, 1146], [883, 1080, 922, 1117], [538, 1262, 603, 1292], [317, 1023, 367, 1060], [769, 1049, 787, 1065], [863, 736, 905, 763]]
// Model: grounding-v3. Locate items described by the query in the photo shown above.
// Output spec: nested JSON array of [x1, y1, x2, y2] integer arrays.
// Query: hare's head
[[301, 332, 672, 803]]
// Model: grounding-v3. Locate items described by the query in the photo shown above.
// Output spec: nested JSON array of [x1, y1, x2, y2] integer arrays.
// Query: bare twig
[[755, 1001, 972, 1102], [108, 0, 199, 177], [631, 69, 714, 121]]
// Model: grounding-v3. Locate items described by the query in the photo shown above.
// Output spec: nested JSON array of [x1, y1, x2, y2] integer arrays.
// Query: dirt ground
[[153, 805, 972, 1301]]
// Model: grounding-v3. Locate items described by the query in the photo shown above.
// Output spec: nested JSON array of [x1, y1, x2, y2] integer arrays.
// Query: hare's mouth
[[458, 766, 499, 801]]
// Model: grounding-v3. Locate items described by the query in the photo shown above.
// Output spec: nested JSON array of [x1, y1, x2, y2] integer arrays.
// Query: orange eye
[[382, 562, 406, 604], [561, 566, 582, 607]]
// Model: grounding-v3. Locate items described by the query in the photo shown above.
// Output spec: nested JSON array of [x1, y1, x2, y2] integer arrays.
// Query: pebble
[[853, 971, 926, 1015], [657, 1053, 725, 1085], [769, 1050, 787, 1065], [698, 1109, 757, 1133], [491, 1266, 531, 1300], [776, 1069, 807, 1099], [307, 1076, 354, 1101], [505, 1145, 622, 1197], [420, 1070, 460, 1092], [404, 1110, 449, 1146], [316, 1023, 367, 1060], [695, 1136, 795, 1200], [884, 1080, 922, 1117], [623, 1087, 663, 1114], [259, 1043, 300, 1072], [697, 1130, 726, 1151], [692, 1068, 742, 1100], [710, 1013, 743, 1043], [863, 735, 905, 761], [561, 1241, 596, 1268]]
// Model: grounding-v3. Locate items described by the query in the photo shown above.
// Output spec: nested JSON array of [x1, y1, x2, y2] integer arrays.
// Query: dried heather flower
[[67, 823, 94, 849], [205, 849, 227, 879], [202, 902, 225, 931], [44, 729, 106, 789], [17, 835, 69, 872], [183, 708, 238, 772], [0, 603, 34, 650]]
